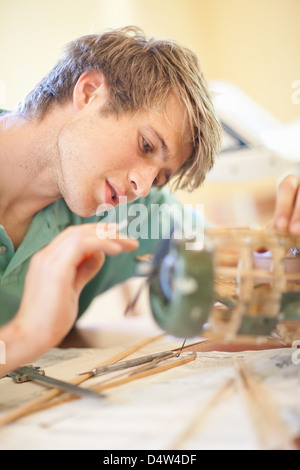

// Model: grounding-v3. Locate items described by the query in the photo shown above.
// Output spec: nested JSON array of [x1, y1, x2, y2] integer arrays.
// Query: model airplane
[[135, 227, 300, 344]]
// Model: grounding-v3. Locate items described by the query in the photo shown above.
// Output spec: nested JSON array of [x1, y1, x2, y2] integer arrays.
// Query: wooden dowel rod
[[0, 334, 165, 427], [169, 377, 235, 449], [235, 360, 297, 450]]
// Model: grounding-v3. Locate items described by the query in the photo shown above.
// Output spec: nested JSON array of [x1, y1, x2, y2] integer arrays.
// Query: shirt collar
[[3, 199, 72, 277]]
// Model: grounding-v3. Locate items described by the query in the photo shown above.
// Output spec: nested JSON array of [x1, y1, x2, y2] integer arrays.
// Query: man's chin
[[64, 198, 99, 219]]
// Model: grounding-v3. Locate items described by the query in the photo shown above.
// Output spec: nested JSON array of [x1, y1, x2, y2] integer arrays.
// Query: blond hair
[[18, 26, 221, 190]]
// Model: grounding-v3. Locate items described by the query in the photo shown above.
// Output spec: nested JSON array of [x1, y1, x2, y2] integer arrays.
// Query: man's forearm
[[0, 320, 39, 378]]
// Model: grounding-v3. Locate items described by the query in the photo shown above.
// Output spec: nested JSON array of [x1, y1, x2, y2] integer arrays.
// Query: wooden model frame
[[205, 228, 300, 344]]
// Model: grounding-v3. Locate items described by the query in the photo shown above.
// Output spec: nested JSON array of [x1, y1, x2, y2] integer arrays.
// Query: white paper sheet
[[0, 338, 299, 450]]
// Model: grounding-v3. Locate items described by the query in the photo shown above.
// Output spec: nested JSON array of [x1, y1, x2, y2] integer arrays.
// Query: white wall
[[1, 0, 300, 122]]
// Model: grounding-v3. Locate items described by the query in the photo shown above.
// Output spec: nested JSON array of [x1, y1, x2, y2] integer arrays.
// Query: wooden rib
[[205, 227, 300, 242], [0, 333, 165, 427], [235, 360, 297, 450], [169, 377, 235, 449], [215, 266, 300, 281]]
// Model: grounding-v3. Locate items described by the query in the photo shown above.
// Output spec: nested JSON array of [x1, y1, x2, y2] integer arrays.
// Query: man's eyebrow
[[148, 126, 175, 186], [151, 128, 169, 162]]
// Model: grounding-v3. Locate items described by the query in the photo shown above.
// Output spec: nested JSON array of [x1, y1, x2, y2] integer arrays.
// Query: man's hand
[[13, 223, 138, 358], [270, 174, 300, 235]]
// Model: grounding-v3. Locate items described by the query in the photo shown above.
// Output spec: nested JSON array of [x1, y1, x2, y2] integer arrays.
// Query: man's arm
[[0, 223, 138, 377]]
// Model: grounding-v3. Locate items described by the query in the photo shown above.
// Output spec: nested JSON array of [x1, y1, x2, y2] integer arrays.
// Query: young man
[[0, 27, 299, 376], [0, 27, 222, 375]]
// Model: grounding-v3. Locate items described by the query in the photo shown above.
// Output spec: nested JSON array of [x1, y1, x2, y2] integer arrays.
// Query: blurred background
[[1, 0, 300, 227], [1, 0, 300, 336]]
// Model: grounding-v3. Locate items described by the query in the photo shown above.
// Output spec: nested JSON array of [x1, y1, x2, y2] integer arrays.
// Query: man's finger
[[274, 175, 299, 231]]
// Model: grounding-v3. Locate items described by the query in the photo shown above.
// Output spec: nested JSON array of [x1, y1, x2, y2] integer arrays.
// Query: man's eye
[[153, 174, 167, 188], [153, 179, 162, 188], [143, 138, 153, 153]]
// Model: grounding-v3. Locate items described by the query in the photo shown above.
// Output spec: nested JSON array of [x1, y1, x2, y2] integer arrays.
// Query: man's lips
[[105, 180, 116, 205], [105, 180, 124, 205]]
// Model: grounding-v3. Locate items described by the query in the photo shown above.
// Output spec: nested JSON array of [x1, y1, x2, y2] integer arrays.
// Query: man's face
[[56, 92, 192, 217]]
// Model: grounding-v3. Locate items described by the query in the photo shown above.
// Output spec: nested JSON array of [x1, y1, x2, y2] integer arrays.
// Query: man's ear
[[72, 71, 108, 111]]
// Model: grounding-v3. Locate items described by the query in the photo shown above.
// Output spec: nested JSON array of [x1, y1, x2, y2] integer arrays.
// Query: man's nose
[[129, 166, 159, 198]]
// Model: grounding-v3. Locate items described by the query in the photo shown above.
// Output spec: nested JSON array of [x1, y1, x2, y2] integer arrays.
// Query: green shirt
[[0, 186, 188, 326], [0, 109, 204, 327]]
